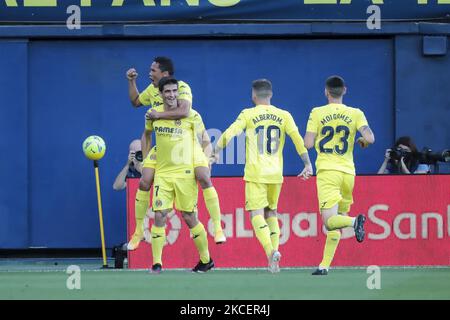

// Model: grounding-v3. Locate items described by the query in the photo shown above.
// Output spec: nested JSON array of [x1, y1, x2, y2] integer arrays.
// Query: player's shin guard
[[266, 216, 280, 251], [151, 225, 166, 266], [319, 230, 341, 269], [251, 215, 273, 257], [134, 189, 150, 238], [190, 223, 210, 264], [326, 215, 354, 230], [203, 187, 223, 233]]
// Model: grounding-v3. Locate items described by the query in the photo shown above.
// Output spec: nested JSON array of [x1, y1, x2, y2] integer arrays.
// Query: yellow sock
[[134, 189, 150, 238], [151, 225, 166, 266], [251, 215, 273, 257], [190, 223, 210, 263], [319, 230, 341, 269], [326, 215, 354, 231], [203, 187, 222, 232], [266, 216, 280, 251]]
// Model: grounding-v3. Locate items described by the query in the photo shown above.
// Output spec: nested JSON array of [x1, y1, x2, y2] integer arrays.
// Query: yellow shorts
[[316, 170, 355, 214], [245, 182, 282, 211], [152, 176, 198, 213], [143, 144, 209, 169]]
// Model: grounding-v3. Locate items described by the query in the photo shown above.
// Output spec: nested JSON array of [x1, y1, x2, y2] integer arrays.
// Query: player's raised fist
[[126, 68, 138, 81]]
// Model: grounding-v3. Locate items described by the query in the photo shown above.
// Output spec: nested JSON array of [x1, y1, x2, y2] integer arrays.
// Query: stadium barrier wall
[[126, 175, 450, 268]]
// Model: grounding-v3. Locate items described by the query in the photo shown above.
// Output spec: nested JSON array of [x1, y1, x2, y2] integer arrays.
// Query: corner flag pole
[[93, 160, 108, 268]]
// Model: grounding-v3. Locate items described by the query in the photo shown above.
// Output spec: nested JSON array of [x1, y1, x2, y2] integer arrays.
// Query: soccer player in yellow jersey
[[126, 57, 225, 250], [144, 77, 214, 273], [304, 76, 375, 276], [212, 79, 313, 273]]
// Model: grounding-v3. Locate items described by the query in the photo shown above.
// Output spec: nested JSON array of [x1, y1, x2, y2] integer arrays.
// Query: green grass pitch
[[1, 266, 450, 300]]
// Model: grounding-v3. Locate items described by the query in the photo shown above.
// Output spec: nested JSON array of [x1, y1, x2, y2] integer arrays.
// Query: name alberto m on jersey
[[251, 113, 284, 125]]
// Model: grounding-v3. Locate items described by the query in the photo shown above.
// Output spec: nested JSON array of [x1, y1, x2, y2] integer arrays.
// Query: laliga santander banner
[[126, 175, 450, 269]]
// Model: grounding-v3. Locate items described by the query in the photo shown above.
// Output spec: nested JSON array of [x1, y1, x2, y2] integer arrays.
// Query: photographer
[[378, 136, 430, 174], [113, 139, 143, 190]]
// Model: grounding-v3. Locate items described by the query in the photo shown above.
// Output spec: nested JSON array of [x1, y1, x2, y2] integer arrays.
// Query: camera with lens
[[389, 147, 412, 161], [417, 148, 450, 165], [135, 150, 143, 162]]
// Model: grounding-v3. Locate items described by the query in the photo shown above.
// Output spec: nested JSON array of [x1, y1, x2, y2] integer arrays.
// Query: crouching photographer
[[378, 136, 450, 174], [378, 136, 430, 174], [113, 139, 143, 190]]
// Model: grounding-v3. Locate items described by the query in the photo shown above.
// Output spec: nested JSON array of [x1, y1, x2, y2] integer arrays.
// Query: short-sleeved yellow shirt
[[306, 103, 369, 175]]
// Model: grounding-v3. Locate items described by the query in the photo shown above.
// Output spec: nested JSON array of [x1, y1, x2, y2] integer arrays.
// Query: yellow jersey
[[146, 109, 205, 178], [306, 103, 369, 175], [138, 80, 192, 111], [217, 104, 307, 184]]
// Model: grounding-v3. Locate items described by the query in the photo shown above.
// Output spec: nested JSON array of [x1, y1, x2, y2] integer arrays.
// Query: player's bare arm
[[147, 98, 191, 120], [304, 131, 317, 149], [211, 131, 232, 165], [356, 125, 375, 148], [211, 116, 246, 165], [127, 68, 142, 108], [211, 129, 232, 164]]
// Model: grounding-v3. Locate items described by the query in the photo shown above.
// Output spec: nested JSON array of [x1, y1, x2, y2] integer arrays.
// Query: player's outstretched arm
[[212, 127, 238, 165], [212, 112, 247, 164], [212, 133, 226, 165], [127, 68, 142, 108]]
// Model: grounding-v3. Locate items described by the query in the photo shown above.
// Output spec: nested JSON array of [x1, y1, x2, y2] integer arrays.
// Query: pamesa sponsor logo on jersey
[[154, 126, 183, 135]]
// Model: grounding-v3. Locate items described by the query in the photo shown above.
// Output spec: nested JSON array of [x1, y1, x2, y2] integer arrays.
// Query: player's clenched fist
[[356, 137, 369, 149], [126, 68, 138, 81]]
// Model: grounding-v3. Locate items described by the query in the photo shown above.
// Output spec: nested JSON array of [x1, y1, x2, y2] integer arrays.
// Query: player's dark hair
[[326, 76, 346, 98], [154, 56, 175, 75], [252, 79, 272, 98], [158, 77, 178, 92]]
